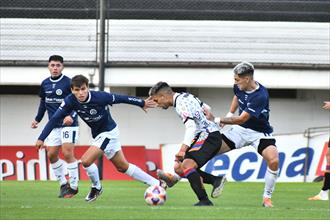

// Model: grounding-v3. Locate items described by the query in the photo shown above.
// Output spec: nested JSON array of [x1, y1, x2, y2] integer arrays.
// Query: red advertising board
[[0, 146, 162, 181]]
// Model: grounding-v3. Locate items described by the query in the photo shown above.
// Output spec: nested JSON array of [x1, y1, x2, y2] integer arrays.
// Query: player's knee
[[80, 157, 92, 168], [268, 157, 279, 170], [116, 163, 129, 173], [174, 166, 183, 176], [181, 159, 197, 170], [47, 151, 58, 163], [62, 150, 75, 162]]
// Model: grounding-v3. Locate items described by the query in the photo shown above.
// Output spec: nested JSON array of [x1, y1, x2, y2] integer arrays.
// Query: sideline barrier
[[0, 146, 162, 181]]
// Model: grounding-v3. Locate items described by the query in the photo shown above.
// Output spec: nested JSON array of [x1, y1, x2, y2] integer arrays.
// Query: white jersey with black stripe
[[173, 92, 219, 135]]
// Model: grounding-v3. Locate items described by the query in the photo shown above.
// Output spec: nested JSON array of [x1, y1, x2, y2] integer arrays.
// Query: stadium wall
[[0, 88, 329, 148]]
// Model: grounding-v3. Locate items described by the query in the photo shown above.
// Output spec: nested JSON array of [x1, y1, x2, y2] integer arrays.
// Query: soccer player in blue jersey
[[31, 55, 79, 198], [35, 74, 165, 202], [149, 82, 226, 206], [206, 62, 280, 208]]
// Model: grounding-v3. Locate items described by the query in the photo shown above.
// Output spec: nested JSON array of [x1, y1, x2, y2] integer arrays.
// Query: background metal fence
[[1, 0, 329, 67]]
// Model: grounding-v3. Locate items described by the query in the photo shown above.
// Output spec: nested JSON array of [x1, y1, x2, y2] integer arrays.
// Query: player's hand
[[175, 151, 185, 161], [143, 96, 158, 112], [322, 101, 330, 111], [35, 140, 45, 150], [31, 120, 39, 129], [63, 116, 73, 125], [203, 107, 215, 121]]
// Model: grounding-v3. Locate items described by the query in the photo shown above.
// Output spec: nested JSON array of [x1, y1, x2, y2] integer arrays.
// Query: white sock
[[263, 167, 279, 198], [319, 190, 329, 199], [51, 159, 67, 186], [84, 163, 101, 190], [173, 173, 181, 181], [125, 163, 159, 186], [67, 161, 79, 190]]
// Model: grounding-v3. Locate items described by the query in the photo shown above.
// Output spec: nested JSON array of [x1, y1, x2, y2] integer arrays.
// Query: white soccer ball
[[144, 185, 167, 206]]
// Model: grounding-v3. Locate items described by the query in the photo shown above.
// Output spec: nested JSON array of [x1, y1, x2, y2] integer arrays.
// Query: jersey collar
[[49, 74, 64, 82], [245, 81, 260, 94]]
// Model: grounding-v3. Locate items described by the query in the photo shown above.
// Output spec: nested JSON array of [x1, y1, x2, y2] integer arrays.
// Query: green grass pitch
[[0, 181, 329, 220]]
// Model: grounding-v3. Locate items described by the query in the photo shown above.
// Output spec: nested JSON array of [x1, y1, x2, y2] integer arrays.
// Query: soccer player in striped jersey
[[149, 82, 226, 206], [36, 74, 165, 202], [31, 55, 79, 198]]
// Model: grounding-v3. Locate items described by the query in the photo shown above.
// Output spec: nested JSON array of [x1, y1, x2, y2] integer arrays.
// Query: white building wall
[[1, 88, 329, 148]]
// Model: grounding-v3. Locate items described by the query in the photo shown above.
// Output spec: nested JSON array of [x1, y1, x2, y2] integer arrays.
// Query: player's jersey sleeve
[[38, 97, 74, 141], [34, 83, 47, 122], [244, 95, 267, 118], [35, 99, 46, 122], [38, 83, 46, 99], [102, 92, 145, 108]]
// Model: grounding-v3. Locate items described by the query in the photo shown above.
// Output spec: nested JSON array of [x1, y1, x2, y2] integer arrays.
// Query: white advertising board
[[161, 133, 328, 182]]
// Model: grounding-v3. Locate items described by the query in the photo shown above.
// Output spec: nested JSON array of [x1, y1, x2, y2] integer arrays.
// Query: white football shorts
[[45, 126, 79, 147], [222, 125, 275, 151], [91, 126, 121, 160]]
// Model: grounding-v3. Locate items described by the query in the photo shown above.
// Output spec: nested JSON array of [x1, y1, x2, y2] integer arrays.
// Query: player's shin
[[263, 167, 279, 198], [67, 160, 79, 190], [198, 170, 216, 184], [51, 159, 67, 186], [125, 163, 159, 186], [184, 168, 209, 201], [83, 163, 101, 190]]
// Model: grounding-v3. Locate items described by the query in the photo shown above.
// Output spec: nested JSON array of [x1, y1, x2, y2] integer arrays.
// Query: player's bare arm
[[175, 144, 189, 161], [220, 111, 250, 125], [229, 95, 239, 114]]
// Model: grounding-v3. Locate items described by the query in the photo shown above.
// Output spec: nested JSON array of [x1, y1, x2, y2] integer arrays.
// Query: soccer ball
[[144, 185, 166, 206]]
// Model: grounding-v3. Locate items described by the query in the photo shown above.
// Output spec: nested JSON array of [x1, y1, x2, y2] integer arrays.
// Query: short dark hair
[[233, 61, 254, 76], [71, 74, 89, 88], [49, 55, 64, 63], [149, 81, 172, 96]]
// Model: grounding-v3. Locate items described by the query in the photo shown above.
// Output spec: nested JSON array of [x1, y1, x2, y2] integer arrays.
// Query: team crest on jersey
[[90, 109, 97, 115], [56, 89, 63, 96]]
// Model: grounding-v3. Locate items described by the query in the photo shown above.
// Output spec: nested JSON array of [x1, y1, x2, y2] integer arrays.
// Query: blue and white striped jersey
[[35, 74, 78, 128], [234, 82, 273, 133], [38, 91, 145, 141], [173, 92, 219, 134]]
